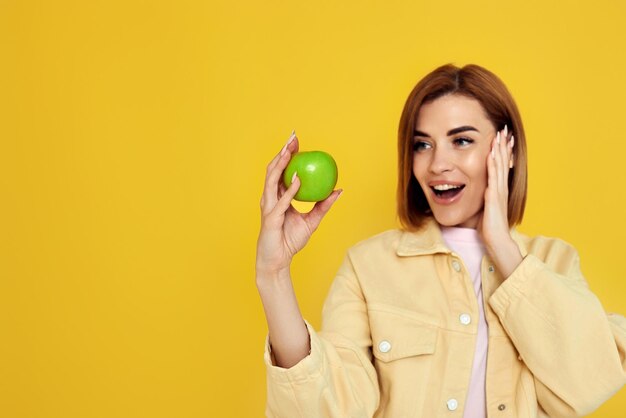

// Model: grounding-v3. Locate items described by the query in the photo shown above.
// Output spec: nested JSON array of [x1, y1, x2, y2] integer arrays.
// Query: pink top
[[441, 226, 488, 418]]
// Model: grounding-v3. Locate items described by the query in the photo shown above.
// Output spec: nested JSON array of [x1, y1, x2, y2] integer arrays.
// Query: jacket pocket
[[368, 303, 439, 362]]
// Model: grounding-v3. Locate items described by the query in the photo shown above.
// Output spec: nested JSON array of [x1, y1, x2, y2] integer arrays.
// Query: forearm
[[261, 258, 381, 418], [256, 269, 311, 369], [489, 254, 626, 414]]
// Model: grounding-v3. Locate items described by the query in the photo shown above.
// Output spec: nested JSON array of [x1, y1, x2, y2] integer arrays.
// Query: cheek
[[411, 155, 424, 177], [411, 157, 431, 194], [465, 152, 489, 185]]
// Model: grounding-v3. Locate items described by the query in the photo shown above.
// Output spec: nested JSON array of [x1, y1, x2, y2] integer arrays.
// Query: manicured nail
[[504, 124, 508, 137], [337, 189, 344, 199], [291, 171, 298, 184], [510, 135, 515, 148], [281, 130, 297, 156], [497, 131, 501, 144]]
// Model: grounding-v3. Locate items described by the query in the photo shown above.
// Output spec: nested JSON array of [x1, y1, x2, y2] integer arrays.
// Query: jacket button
[[451, 260, 461, 272], [378, 340, 391, 353], [459, 313, 471, 325], [498, 404, 506, 411], [446, 398, 458, 411]]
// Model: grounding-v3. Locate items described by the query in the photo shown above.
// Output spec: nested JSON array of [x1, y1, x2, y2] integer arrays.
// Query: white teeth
[[433, 184, 462, 191]]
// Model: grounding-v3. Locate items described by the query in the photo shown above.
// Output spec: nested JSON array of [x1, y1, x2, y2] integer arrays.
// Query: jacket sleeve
[[263, 251, 380, 418], [489, 242, 626, 418]]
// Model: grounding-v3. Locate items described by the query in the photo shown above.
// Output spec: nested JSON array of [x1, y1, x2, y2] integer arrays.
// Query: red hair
[[397, 64, 528, 231]]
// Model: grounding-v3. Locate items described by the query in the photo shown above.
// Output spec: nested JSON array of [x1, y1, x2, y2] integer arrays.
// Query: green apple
[[283, 151, 338, 202]]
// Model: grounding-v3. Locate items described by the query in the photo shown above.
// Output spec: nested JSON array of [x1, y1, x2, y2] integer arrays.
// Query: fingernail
[[510, 135, 515, 148], [281, 130, 297, 156], [504, 124, 508, 137], [291, 171, 298, 184], [509, 160, 514, 168], [491, 146, 495, 159], [337, 189, 344, 199], [497, 131, 501, 145]]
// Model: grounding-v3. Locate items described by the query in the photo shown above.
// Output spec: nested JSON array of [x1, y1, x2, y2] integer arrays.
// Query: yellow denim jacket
[[263, 218, 626, 417]]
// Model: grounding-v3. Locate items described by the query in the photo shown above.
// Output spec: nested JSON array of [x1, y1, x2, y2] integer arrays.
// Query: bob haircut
[[397, 63, 528, 231]]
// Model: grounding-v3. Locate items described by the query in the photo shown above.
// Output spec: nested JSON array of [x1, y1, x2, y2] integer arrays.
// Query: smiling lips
[[429, 182, 466, 205]]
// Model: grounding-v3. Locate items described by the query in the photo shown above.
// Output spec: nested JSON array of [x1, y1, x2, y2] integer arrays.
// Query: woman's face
[[412, 94, 497, 229]]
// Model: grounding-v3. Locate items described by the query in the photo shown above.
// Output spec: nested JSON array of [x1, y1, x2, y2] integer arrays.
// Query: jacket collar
[[396, 217, 450, 256], [396, 217, 528, 258]]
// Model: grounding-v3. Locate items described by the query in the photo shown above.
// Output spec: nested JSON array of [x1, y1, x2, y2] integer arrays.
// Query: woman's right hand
[[256, 131, 343, 278]]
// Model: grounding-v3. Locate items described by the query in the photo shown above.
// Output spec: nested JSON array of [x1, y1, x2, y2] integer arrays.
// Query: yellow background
[[1, 0, 625, 416]]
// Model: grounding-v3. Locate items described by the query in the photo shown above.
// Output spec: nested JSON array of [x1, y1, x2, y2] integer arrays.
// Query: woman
[[255, 64, 626, 417]]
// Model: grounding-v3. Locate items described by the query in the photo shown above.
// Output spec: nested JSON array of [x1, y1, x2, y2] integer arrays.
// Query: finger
[[272, 172, 301, 215], [508, 135, 515, 169], [262, 150, 291, 212], [267, 131, 297, 173], [304, 189, 343, 233], [261, 131, 296, 212], [502, 126, 512, 156], [277, 181, 287, 200], [262, 136, 300, 212], [498, 129, 509, 193], [270, 132, 300, 173], [504, 124, 512, 142], [487, 138, 498, 199], [496, 130, 509, 194], [501, 129, 513, 193], [492, 132, 502, 192], [502, 124, 514, 168]]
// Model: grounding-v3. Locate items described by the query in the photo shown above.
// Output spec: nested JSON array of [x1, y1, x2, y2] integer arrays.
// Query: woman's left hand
[[478, 125, 523, 278]]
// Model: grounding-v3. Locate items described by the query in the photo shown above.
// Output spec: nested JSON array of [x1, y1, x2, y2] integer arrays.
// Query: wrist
[[484, 232, 514, 257], [255, 266, 292, 287], [487, 237, 523, 279]]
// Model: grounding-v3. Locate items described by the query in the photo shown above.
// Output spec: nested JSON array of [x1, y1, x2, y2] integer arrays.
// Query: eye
[[453, 137, 474, 147], [413, 140, 431, 152]]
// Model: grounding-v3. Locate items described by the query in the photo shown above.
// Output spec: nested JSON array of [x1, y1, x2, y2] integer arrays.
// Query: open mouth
[[431, 184, 465, 200]]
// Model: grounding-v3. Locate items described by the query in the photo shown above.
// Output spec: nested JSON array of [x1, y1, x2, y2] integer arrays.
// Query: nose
[[429, 146, 454, 174]]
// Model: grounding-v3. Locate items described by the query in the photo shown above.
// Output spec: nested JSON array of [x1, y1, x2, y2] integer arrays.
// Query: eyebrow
[[413, 125, 480, 137]]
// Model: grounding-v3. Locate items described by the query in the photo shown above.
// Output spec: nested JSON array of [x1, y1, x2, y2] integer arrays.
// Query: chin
[[437, 218, 470, 228], [431, 214, 460, 227], [430, 209, 481, 229]]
